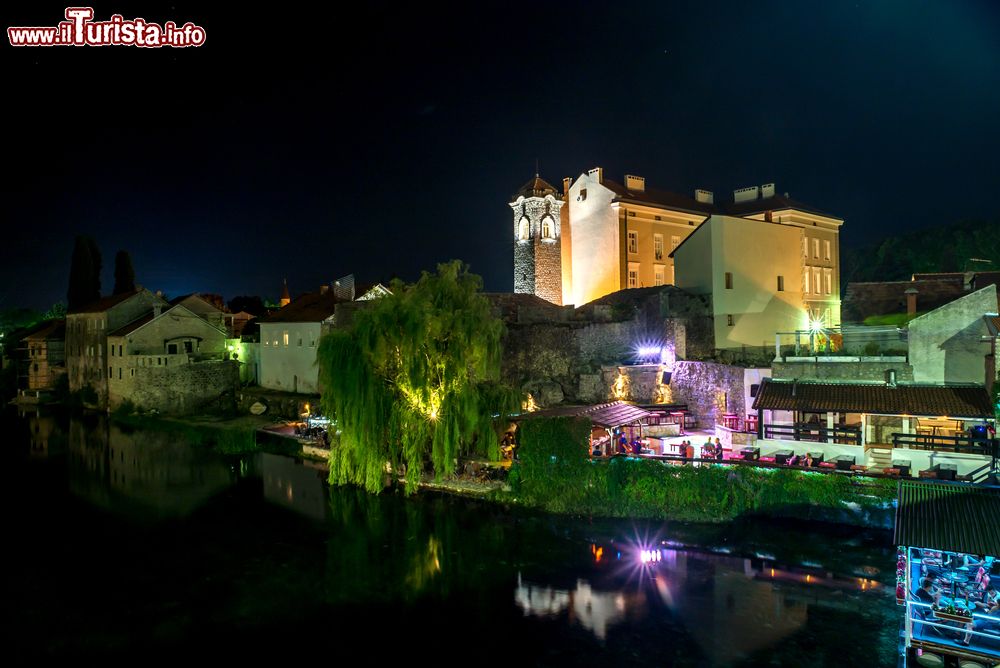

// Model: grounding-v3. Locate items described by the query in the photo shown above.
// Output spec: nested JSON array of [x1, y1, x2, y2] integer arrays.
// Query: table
[[741, 446, 760, 461], [891, 459, 911, 477], [833, 454, 856, 471], [722, 414, 740, 430], [807, 452, 825, 464], [773, 450, 794, 465]]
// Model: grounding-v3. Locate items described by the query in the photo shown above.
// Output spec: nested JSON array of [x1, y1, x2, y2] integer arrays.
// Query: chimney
[[624, 174, 645, 192], [904, 287, 918, 315], [563, 176, 573, 197], [694, 189, 714, 205], [587, 166, 603, 183], [761, 183, 776, 198], [733, 186, 760, 203], [885, 369, 897, 388]]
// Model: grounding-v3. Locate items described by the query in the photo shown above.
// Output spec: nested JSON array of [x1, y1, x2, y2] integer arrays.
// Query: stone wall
[[512, 195, 564, 305], [772, 358, 914, 382], [670, 361, 747, 428], [110, 359, 239, 414], [909, 285, 996, 384]]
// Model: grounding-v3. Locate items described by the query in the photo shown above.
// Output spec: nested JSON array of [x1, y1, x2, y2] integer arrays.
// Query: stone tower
[[510, 174, 564, 305]]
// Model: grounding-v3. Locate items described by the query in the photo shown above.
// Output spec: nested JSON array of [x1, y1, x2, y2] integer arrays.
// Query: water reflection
[[67, 416, 234, 518], [255, 452, 329, 521]]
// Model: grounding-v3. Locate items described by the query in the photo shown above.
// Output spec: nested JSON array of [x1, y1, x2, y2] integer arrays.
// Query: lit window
[[654, 234, 664, 260], [541, 217, 554, 239], [671, 235, 680, 250], [824, 239, 831, 261], [654, 265, 664, 287], [518, 217, 529, 241], [804, 270, 810, 294], [813, 238, 819, 259], [627, 231, 638, 254], [824, 268, 833, 295], [802, 237, 808, 258], [578, 188, 587, 202], [282, 331, 289, 347], [725, 272, 733, 289], [777, 275, 784, 292], [628, 263, 639, 288], [813, 268, 821, 295]]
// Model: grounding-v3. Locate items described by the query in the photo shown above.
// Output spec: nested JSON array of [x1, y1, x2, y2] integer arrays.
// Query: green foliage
[[509, 416, 898, 525], [862, 312, 925, 327], [318, 260, 521, 493], [843, 219, 1000, 284], [43, 302, 67, 320]]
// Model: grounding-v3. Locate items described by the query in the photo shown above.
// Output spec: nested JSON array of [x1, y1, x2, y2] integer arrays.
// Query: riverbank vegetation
[[110, 407, 288, 456], [507, 416, 898, 526], [317, 261, 520, 493]]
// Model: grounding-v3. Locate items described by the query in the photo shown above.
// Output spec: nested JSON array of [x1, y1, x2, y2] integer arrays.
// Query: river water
[[3, 408, 900, 666]]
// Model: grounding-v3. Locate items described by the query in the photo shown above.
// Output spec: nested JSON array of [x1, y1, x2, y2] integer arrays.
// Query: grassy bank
[[503, 416, 897, 527]]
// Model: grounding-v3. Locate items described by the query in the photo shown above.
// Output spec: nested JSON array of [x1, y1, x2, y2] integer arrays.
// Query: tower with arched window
[[510, 174, 564, 305]]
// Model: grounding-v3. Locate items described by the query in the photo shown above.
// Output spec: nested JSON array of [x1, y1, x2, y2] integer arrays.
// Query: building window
[[628, 263, 639, 289], [578, 188, 587, 202], [310, 339, 316, 347], [130, 369, 135, 377], [804, 270, 810, 294], [777, 275, 784, 292], [725, 272, 733, 289], [298, 337, 303, 347], [168, 343, 177, 354], [671, 235, 680, 251], [111, 345, 115, 357], [118, 345, 122, 356], [727, 315, 734, 327], [541, 217, 554, 239], [518, 217, 529, 241], [802, 237, 808, 258], [185, 341, 193, 353], [108, 366, 112, 378], [627, 231, 638, 254], [824, 239, 831, 261], [654, 265, 664, 286], [813, 268, 821, 295], [282, 331, 289, 347], [824, 268, 833, 295], [118, 368, 122, 380], [813, 238, 820, 259], [654, 234, 663, 260]]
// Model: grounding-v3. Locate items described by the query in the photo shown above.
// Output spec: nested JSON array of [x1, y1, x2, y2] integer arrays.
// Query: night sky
[[3, 1, 1000, 310]]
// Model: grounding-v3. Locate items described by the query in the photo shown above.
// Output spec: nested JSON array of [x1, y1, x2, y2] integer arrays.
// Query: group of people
[[674, 437, 724, 463], [913, 549, 1000, 646]]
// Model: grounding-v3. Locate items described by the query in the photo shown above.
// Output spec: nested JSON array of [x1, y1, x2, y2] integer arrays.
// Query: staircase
[[865, 443, 893, 471]]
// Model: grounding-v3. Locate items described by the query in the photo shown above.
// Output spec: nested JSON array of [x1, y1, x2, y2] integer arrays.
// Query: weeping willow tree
[[318, 260, 521, 493]]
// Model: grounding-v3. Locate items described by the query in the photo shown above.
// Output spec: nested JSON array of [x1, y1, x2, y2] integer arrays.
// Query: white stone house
[[258, 290, 343, 394]]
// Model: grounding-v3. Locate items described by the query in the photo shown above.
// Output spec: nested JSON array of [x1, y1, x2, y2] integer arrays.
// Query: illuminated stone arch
[[518, 217, 530, 240]]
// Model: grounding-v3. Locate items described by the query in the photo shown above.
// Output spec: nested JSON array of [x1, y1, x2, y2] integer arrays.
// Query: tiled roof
[[895, 481, 1000, 556], [523, 401, 653, 429], [725, 193, 841, 220], [752, 379, 993, 418], [602, 178, 716, 215], [109, 312, 155, 337], [513, 175, 558, 199], [68, 289, 143, 314], [259, 290, 345, 324]]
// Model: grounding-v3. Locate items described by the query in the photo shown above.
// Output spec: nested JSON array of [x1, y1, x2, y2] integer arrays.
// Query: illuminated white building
[[510, 169, 844, 331]]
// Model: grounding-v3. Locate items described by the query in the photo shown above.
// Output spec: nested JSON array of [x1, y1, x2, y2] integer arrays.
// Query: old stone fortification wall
[[113, 360, 238, 414], [772, 359, 913, 382]]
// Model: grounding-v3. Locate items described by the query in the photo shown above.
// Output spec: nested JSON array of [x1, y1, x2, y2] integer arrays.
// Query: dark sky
[[3, 1, 1000, 310]]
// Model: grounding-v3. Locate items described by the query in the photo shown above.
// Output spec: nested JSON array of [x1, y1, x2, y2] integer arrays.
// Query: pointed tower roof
[[280, 278, 291, 306], [513, 174, 558, 200]]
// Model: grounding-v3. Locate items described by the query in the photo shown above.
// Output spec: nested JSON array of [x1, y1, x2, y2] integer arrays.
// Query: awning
[[521, 401, 653, 430], [753, 379, 994, 418], [895, 481, 1000, 556]]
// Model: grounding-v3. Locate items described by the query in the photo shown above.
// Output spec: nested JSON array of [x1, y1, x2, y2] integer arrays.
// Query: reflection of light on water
[[514, 574, 627, 641]]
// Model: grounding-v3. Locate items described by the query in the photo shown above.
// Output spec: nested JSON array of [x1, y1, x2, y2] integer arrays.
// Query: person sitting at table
[[786, 454, 799, 466], [915, 577, 942, 606], [678, 440, 688, 464], [974, 585, 999, 612], [714, 438, 724, 461], [703, 437, 714, 457], [803, 453, 815, 468], [946, 553, 970, 570], [686, 441, 695, 464]]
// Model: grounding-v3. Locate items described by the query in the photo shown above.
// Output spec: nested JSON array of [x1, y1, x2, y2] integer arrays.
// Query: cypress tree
[[67, 236, 100, 310], [113, 250, 136, 295]]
